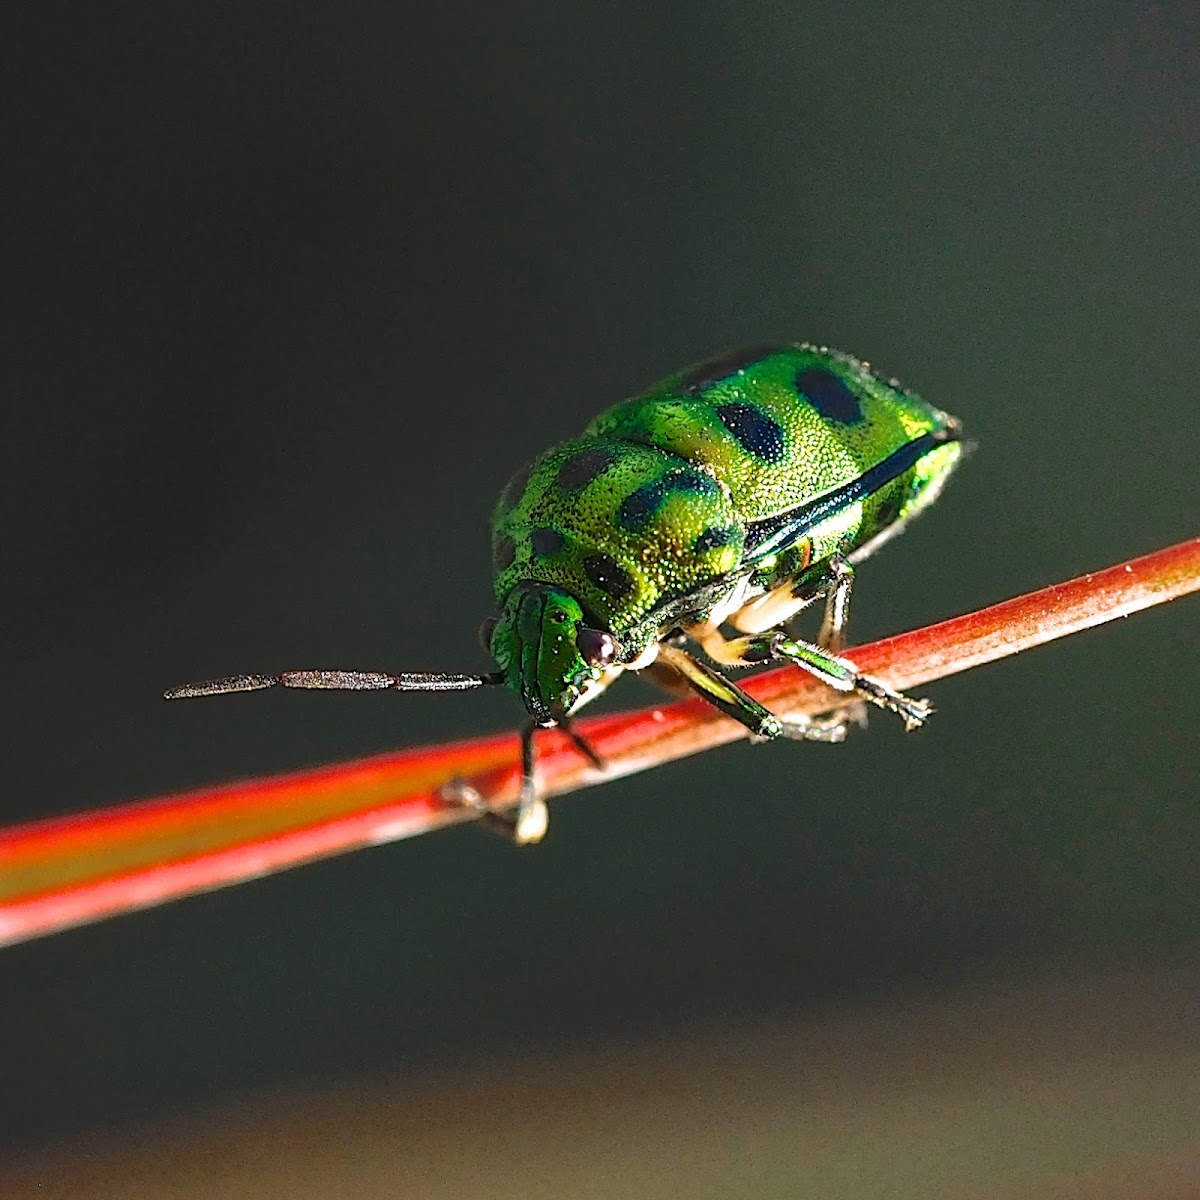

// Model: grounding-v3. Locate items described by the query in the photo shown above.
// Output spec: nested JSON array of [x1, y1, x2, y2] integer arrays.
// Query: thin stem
[[1, 537, 1197, 947]]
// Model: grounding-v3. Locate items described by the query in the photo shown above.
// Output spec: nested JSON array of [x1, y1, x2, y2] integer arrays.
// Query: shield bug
[[167, 344, 966, 843]]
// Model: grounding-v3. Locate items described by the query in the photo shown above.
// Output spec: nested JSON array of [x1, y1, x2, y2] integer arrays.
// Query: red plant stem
[[1, 537, 1197, 947]]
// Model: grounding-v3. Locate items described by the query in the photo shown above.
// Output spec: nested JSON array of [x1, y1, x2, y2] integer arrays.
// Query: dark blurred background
[[2, 1, 1198, 1192]]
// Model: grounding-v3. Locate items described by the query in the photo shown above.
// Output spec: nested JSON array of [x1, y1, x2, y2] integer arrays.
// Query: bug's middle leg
[[795, 555, 868, 736], [812, 554, 854, 654], [653, 642, 784, 740], [652, 641, 855, 745]]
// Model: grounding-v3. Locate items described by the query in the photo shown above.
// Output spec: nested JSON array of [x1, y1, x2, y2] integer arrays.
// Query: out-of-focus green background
[[2, 2, 1197, 1194]]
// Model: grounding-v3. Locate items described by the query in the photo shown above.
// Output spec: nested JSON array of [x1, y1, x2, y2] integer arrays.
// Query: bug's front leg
[[442, 724, 550, 845], [442, 720, 605, 846]]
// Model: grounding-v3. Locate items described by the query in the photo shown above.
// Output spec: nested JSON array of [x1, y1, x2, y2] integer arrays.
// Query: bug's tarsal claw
[[441, 777, 548, 845], [440, 777, 486, 814], [899, 697, 935, 731], [513, 795, 550, 845], [779, 714, 848, 743], [779, 699, 868, 743], [852, 674, 934, 731]]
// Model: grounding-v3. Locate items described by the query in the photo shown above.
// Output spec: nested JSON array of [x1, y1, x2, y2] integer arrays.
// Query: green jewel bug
[[167, 344, 965, 844]]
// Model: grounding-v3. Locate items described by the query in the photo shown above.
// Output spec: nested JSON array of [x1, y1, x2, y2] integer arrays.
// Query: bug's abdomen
[[491, 437, 745, 640], [586, 344, 956, 528]]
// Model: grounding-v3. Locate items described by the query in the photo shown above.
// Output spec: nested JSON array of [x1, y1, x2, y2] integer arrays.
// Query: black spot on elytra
[[795, 367, 864, 425], [679, 345, 782, 394], [530, 526, 565, 557], [556, 446, 614, 491], [715, 403, 786, 463], [583, 554, 633, 601], [617, 486, 660, 532], [493, 535, 516, 572], [872, 484, 905, 531], [693, 526, 738, 555], [499, 463, 532, 512], [617, 467, 719, 532]]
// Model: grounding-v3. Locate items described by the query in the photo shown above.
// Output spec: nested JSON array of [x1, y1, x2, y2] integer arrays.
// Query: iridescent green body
[[489, 344, 963, 724]]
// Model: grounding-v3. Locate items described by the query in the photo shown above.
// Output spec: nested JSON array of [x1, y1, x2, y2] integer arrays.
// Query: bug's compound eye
[[577, 627, 617, 668], [478, 617, 498, 652]]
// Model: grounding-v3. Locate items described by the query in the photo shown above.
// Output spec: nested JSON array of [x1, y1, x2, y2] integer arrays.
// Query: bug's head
[[485, 583, 617, 726]]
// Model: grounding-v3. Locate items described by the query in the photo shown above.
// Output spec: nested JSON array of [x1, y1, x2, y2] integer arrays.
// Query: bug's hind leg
[[701, 557, 932, 737], [654, 642, 860, 745], [699, 623, 932, 735]]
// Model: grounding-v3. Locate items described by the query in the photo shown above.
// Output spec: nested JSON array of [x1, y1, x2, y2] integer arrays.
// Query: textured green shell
[[491, 344, 961, 656]]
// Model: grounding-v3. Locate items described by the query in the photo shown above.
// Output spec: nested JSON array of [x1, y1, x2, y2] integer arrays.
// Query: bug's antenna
[[164, 669, 503, 700]]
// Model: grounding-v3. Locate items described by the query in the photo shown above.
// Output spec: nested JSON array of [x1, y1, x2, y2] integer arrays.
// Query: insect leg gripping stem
[[655, 643, 783, 740], [716, 630, 933, 732], [657, 640, 847, 744], [441, 724, 553, 846], [507, 721, 603, 845]]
